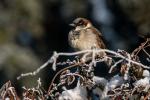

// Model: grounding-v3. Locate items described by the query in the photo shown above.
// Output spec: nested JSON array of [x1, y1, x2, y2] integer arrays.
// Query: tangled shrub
[[0, 39, 150, 100]]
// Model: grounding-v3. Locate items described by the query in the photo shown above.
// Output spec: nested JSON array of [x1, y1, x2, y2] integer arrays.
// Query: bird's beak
[[69, 23, 75, 27]]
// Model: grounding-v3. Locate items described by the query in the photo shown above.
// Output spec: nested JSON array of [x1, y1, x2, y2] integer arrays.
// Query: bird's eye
[[79, 20, 83, 25]]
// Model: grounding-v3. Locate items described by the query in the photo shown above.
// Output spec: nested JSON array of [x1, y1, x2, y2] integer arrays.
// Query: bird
[[68, 17, 106, 58]]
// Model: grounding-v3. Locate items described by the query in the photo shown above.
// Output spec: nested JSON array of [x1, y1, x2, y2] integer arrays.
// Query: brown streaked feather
[[87, 27, 106, 49]]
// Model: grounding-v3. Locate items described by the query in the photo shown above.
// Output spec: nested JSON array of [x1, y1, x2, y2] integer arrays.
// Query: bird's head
[[70, 18, 92, 30]]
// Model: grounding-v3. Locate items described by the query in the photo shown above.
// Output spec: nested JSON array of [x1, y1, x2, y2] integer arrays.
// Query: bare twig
[[17, 49, 150, 80], [109, 59, 123, 73]]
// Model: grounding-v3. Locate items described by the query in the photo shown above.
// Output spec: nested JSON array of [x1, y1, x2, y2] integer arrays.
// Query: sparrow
[[68, 18, 106, 58]]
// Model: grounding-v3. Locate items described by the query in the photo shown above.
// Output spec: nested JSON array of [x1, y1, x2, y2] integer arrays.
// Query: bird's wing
[[87, 27, 106, 49]]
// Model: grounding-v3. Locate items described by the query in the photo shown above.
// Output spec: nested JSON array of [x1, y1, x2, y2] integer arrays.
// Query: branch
[[17, 49, 150, 80]]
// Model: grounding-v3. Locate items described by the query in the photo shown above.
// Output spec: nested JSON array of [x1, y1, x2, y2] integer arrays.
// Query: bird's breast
[[69, 29, 99, 50]]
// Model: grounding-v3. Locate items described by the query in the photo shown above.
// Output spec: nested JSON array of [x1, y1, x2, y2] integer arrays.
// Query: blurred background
[[0, 0, 149, 95]]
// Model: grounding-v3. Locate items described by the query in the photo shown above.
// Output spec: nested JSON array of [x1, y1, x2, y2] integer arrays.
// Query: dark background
[[0, 0, 149, 94]]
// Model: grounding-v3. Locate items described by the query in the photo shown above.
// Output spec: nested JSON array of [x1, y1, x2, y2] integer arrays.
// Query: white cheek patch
[[75, 26, 82, 31], [86, 23, 92, 28]]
